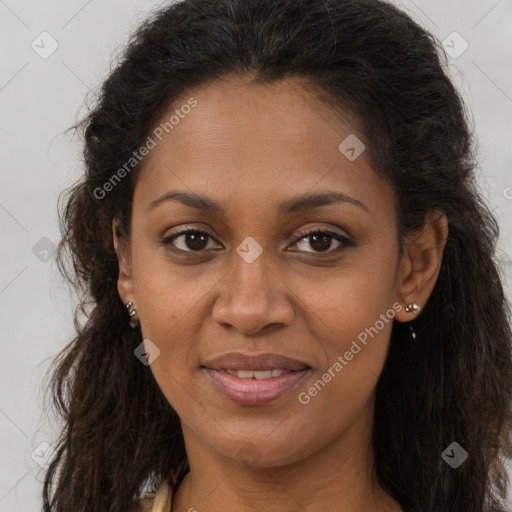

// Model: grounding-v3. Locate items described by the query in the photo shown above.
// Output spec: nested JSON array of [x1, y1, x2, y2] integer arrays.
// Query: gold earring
[[405, 302, 421, 314], [405, 302, 421, 341], [126, 301, 139, 328]]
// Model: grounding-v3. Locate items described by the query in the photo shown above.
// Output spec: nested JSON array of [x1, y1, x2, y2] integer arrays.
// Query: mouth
[[201, 352, 312, 406], [222, 368, 297, 379]]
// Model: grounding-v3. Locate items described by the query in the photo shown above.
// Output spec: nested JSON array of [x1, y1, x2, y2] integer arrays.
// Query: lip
[[201, 352, 312, 406], [204, 367, 311, 406], [202, 352, 310, 372]]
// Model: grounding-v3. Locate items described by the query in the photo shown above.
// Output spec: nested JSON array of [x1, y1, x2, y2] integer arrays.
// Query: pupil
[[310, 233, 331, 252], [186, 231, 207, 250]]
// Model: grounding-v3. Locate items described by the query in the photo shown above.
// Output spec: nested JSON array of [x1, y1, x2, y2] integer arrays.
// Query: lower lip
[[204, 368, 310, 406]]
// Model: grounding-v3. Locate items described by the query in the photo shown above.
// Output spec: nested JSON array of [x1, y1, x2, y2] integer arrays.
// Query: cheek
[[132, 245, 212, 340], [294, 245, 398, 412], [293, 302, 395, 449], [295, 239, 398, 349], [130, 250, 204, 397]]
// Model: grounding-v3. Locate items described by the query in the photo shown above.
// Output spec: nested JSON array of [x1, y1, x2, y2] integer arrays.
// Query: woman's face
[[116, 75, 415, 467]]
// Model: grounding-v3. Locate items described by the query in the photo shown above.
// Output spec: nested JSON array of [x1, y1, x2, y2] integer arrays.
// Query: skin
[[113, 74, 448, 512]]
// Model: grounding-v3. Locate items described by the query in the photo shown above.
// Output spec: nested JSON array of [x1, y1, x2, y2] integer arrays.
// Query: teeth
[[254, 370, 272, 379], [224, 369, 290, 379]]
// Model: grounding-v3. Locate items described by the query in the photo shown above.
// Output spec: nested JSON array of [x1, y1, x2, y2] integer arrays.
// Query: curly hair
[[43, 0, 512, 511]]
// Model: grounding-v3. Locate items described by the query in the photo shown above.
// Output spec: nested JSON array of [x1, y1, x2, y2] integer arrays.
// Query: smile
[[204, 367, 310, 406]]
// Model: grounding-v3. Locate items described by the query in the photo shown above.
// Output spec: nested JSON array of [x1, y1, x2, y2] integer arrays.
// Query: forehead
[[134, 75, 396, 221]]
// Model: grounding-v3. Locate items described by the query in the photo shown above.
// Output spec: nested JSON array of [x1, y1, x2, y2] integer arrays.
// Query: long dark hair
[[43, 0, 512, 510]]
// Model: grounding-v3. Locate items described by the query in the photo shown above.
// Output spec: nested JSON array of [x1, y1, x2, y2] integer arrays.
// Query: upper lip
[[202, 352, 311, 371]]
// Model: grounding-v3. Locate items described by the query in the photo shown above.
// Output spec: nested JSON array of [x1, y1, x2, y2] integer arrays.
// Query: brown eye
[[289, 228, 353, 254], [161, 227, 354, 256], [162, 229, 220, 252]]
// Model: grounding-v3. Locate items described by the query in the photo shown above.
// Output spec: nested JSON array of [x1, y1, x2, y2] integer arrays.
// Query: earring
[[405, 302, 421, 341], [126, 301, 139, 328], [405, 302, 422, 314]]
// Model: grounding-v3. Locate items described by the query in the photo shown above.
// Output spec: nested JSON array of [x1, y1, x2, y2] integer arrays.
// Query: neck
[[171, 395, 402, 512]]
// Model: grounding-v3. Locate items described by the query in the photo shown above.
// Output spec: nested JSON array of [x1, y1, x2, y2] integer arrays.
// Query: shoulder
[[137, 479, 173, 512], [138, 492, 156, 512]]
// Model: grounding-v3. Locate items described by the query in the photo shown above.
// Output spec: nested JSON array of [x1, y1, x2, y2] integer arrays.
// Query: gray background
[[1, 0, 511, 510]]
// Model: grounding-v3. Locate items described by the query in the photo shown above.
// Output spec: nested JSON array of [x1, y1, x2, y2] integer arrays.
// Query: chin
[[209, 434, 312, 468]]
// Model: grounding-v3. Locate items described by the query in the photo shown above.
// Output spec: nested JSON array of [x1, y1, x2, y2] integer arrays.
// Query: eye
[[161, 229, 221, 253], [161, 226, 354, 255], [289, 227, 353, 254]]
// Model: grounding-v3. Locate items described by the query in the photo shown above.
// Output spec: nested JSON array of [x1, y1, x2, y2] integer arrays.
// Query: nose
[[211, 249, 295, 336]]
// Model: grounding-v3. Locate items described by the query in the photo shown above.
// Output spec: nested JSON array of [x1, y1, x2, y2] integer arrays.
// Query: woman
[[43, 0, 512, 511]]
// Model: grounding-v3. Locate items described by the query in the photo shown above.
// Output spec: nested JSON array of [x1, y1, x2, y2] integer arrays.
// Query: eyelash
[[160, 226, 354, 256]]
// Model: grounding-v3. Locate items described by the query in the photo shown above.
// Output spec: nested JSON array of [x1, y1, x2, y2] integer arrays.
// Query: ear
[[394, 209, 449, 323], [112, 217, 135, 306]]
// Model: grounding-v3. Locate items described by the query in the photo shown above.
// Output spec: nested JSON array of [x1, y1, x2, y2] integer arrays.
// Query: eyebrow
[[146, 190, 368, 215]]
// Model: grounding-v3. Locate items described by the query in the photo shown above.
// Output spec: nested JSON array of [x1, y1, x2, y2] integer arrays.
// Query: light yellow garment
[[139, 478, 173, 512]]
